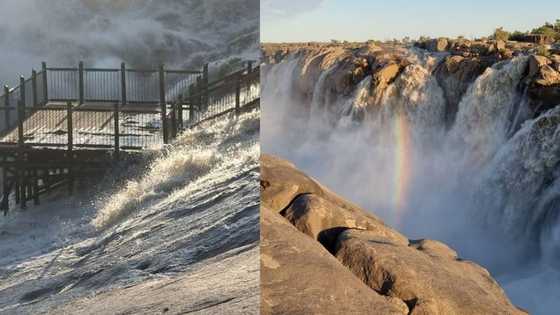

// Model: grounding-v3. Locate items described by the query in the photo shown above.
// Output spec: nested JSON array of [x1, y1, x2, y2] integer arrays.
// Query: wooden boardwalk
[[0, 61, 260, 214]]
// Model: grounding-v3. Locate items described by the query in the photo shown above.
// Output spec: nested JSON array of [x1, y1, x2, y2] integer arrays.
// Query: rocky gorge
[[261, 39, 560, 314]]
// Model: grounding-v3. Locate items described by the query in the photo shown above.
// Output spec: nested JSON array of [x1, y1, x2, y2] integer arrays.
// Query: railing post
[[121, 62, 127, 106], [20, 76, 26, 108], [202, 63, 209, 110], [17, 99, 24, 148], [31, 70, 38, 107], [4, 85, 10, 131], [41, 62, 48, 104], [235, 72, 241, 116], [196, 76, 202, 112], [17, 98, 25, 210], [78, 61, 84, 105], [114, 102, 120, 160], [66, 101, 74, 195], [188, 84, 195, 125], [159, 64, 168, 144]]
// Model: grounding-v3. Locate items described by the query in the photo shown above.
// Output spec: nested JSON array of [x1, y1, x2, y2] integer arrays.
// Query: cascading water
[[0, 110, 260, 314], [263, 50, 560, 314]]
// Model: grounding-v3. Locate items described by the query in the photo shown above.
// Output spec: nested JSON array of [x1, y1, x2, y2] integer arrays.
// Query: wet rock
[[528, 55, 551, 77], [434, 55, 489, 124], [524, 55, 560, 115]]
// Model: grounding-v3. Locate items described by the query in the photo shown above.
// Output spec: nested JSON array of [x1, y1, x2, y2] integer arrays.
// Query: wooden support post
[[66, 101, 74, 195], [121, 62, 127, 106], [2, 167, 9, 215], [42, 62, 48, 105], [114, 102, 120, 160], [247, 60, 253, 74], [32, 70, 38, 107], [20, 168, 26, 210], [67, 101, 73, 152], [33, 168, 39, 205], [246, 61, 253, 100], [235, 73, 241, 116], [78, 61, 84, 105], [4, 85, 10, 131], [159, 64, 168, 144]]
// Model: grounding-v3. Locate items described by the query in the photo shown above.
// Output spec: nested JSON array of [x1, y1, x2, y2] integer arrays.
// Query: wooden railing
[[0, 61, 260, 152]]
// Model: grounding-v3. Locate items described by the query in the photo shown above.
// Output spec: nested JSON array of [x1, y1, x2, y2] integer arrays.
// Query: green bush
[[493, 27, 509, 41]]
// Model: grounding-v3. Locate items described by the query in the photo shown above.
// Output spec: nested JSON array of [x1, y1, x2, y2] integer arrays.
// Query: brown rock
[[283, 194, 408, 250], [335, 229, 527, 315], [434, 55, 489, 124], [261, 154, 526, 315], [261, 154, 368, 215], [528, 54, 551, 77], [428, 38, 449, 52], [260, 206, 407, 315]]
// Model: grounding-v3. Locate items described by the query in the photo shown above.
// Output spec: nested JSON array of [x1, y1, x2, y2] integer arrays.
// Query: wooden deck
[[0, 61, 260, 215]]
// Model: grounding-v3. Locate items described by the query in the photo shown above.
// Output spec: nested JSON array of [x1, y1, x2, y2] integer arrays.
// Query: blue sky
[[261, 0, 560, 42]]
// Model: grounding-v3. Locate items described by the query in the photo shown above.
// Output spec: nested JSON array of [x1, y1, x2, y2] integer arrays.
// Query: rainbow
[[393, 114, 412, 219]]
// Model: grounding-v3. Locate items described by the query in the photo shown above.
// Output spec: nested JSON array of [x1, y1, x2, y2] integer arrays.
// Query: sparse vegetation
[[493, 27, 509, 41], [500, 19, 560, 42]]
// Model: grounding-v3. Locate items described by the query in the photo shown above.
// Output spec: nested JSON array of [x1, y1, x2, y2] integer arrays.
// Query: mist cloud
[[0, 0, 259, 85]]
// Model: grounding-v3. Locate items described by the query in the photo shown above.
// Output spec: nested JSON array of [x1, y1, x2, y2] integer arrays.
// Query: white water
[[0, 109, 260, 314], [263, 52, 560, 314]]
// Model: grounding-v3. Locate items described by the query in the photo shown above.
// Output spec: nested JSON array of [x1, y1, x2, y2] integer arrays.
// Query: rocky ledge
[[260, 154, 527, 315], [262, 41, 560, 123]]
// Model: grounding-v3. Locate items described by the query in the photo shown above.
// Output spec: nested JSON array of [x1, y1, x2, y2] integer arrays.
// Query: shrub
[[493, 27, 509, 41]]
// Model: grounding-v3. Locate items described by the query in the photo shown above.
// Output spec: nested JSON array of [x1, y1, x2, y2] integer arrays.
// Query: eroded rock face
[[335, 229, 525, 315], [524, 54, 560, 115], [260, 206, 408, 315], [434, 55, 489, 124], [261, 154, 527, 315]]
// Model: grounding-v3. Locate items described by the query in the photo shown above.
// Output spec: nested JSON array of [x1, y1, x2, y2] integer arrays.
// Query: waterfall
[[263, 49, 560, 314]]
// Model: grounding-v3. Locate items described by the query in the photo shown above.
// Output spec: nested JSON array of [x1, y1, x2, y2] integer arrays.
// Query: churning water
[[262, 52, 560, 314], [0, 109, 260, 314]]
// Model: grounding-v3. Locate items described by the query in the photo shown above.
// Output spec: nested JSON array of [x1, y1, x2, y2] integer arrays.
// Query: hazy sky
[[262, 0, 560, 42]]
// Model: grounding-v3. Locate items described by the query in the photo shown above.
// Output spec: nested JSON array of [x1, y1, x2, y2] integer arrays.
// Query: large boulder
[[335, 229, 527, 315], [283, 194, 408, 251], [261, 154, 527, 315], [434, 55, 489, 125], [525, 55, 560, 115], [260, 154, 368, 215], [427, 38, 449, 52], [260, 206, 407, 315]]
